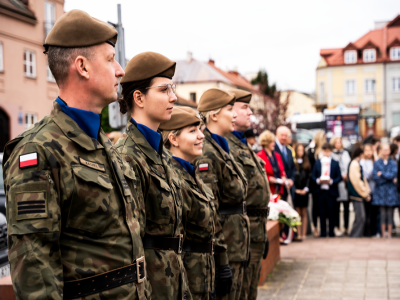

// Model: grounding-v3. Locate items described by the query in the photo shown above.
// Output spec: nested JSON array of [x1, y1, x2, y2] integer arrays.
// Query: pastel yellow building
[[280, 90, 316, 117]]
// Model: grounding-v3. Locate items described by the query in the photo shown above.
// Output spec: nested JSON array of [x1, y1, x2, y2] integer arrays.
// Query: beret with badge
[[197, 88, 236, 112], [43, 9, 118, 53], [230, 88, 252, 104], [121, 52, 176, 84], [159, 106, 201, 131]]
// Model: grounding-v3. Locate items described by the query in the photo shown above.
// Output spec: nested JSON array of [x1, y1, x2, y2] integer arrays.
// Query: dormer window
[[391, 47, 400, 60], [363, 49, 376, 62], [344, 50, 357, 64]]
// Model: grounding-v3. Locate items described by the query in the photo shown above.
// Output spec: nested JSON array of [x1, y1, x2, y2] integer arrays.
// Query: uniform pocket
[[67, 165, 114, 234]]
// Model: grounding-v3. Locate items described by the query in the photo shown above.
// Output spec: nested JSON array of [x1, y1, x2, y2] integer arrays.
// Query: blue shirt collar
[[131, 118, 162, 153], [56, 97, 101, 140], [173, 156, 194, 176], [207, 128, 230, 153], [232, 130, 248, 145]]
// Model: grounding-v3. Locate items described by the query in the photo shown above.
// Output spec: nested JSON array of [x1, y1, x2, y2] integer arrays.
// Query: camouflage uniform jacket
[[172, 158, 227, 295], [115, 121, 189, 300], [226, 134, 270, 243], [2, 101, 148, 300], [194, 130, 250, 263]]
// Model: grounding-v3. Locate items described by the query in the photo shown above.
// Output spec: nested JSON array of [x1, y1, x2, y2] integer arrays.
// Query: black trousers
[[311, 193, 319, 228], [318, 190, 336, 237], [334, 201, 350, 230]]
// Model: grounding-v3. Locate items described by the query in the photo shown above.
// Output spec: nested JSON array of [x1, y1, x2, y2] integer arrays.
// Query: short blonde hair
[[201, 108, 222, 124], [162, 129, 183, 150], [259, 130, 275, 147], [330, 136, 343, 150]]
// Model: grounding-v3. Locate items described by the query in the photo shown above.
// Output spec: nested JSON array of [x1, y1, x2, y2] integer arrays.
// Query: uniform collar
[[56, 97, 101, 140], [231, 130, 248, 145], [207, 128, 230, 154], [131, 118, 162, 154], [51, 99, 104, 151], [172, 156, 194, 177]]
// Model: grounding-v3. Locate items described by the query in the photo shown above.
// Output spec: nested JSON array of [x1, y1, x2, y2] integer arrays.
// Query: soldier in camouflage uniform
[[194, 89, 250, 300], [226, 89, 270, 300], [115, 52, 190, 300], [2, 10, 149, 300], [159, 107, 229, 300]]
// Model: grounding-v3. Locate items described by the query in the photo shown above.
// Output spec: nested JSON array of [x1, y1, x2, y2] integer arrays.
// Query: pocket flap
[[72, 165, 113, 190], [149, 171, 171, 192]]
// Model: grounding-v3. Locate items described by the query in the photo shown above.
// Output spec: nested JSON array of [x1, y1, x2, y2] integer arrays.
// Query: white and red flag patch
[[20, 152, 38, 169], [199, 163, 209, 171]]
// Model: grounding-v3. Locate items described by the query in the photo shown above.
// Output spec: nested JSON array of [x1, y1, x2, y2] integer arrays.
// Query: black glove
[[263, 238, 270, 259], [244, 248, 251, 271], [215, 264, 233, 297]]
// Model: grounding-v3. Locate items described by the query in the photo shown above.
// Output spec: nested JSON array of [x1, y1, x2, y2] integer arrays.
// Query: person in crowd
[[194, 88, 249, 300], [244, 128, 262, 153], [390, 143, 399, 161], [312, 143, 342, 238], [348, 147, 371, 237], [293, 144, 311, 240], [2, 10, 150, 299], [372, 143, 399, 238], [225, 89, 270, 300], [360, 144, 377, 236], [287, 131, 296, 159], [307, 130, 326, 237], [115, 52, 190, 299], [393, 135, 400, 161], [372, 137, 381, 161], [160, 107, 224, 300], [330, 136, 351, 236], [258, 130, 287, 196], [275, 126, 295, 201]]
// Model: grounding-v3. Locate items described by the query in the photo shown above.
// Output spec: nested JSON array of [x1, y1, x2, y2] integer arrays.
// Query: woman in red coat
[[257, 130, 287, 195]]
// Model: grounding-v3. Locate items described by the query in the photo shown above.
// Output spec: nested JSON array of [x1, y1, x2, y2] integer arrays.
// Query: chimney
[[208, 59, 215, 66], [186, 52, 192, 63]]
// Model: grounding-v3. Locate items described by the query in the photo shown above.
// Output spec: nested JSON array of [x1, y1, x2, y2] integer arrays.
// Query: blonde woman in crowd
[[307, 130, 326, 237], [330, 136, 351, 236]]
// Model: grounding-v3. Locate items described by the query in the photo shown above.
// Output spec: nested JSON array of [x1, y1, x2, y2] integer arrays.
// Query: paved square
[[257, 238, 400, 300]]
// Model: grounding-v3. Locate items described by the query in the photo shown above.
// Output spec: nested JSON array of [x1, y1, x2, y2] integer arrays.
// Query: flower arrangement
[[268, 194, 301, 231]]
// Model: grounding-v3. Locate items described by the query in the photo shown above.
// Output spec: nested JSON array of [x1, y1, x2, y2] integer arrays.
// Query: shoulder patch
[[79, 157, 106, 172], [19, 152, 38, 169], [199, 163, 209, 171]]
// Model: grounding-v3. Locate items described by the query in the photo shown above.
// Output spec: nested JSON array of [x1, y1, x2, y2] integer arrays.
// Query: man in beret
[[2, 9, 148, 300], [225, 89, 270, 300]]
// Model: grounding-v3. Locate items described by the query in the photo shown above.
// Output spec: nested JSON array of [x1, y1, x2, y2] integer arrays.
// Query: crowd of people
[[250, 127, 400, 240]]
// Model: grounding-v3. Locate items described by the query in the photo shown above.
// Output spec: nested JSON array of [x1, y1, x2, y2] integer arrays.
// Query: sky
[[64, 0, 400, 94]]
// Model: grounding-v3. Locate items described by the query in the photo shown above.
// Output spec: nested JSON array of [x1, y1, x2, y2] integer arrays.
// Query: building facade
[[280, 90, 316, 117], [0, 0, 64, 151], [316, 15, 400, 136]]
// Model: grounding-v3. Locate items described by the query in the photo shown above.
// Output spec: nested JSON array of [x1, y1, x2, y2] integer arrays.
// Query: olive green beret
[[197, 88, 236, 112], [44, 9, 118, 53], [120, 52, 176, 84], [230, 88, 252, 103], [159, 106, 201, 131]]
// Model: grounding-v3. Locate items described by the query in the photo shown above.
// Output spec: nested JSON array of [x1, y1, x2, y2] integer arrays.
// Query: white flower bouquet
[[268, 194, 301, 231]]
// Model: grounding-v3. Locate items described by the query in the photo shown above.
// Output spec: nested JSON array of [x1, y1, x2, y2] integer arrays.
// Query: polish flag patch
[[20, 152, 38, 169], [199, 163, 209, 171]]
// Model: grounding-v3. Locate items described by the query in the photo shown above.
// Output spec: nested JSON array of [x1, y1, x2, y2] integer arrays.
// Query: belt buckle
[[243, 201, 247, 215], [178, 234, 183, 254], [211, 239, 215, 255], [136, 256, 146, 283]]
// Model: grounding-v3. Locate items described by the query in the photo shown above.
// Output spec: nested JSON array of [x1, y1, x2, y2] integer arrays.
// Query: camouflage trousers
[[239, 242, 265, 300], [217, 261, 244, 300]]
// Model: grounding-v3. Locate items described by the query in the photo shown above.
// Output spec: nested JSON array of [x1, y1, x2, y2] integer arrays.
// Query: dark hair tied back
[[118, 77, 154, 114]]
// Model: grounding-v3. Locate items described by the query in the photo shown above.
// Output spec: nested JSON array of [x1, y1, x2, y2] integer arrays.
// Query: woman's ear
[[133, 91, 145, 108], [169, 133, 179, 148], [209, 112, 218, 122]]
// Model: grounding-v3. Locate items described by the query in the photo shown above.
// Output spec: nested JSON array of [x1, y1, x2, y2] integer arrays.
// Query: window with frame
[[47, 65, 55, 82], [344, 50, 357, 64], [365, 79, 375, 93], [0, 42, 3, 72], [24, 50, 36, 78], [363, 49, 376, 62], [345, 80, 356, 95], [393, 78, 400, 92], [25, 113, 37, 128], [319, 82, 325, 103], [189, 92, 196, 102], [391, 47, 400, 60], [44, 1, 55, 38]]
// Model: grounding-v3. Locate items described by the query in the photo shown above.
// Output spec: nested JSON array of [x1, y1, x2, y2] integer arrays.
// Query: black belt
[[247, 207, 270, 217], [143, 234, 184, 254], [183, 239, 215, 255], [63, 256, 146, 299], [219, 201, 246, 215]]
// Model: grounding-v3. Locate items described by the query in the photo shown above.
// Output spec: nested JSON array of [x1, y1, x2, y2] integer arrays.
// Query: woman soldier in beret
[[159, 107, 228, 300], [194, 89, 250, 300], [115, 52, 189, 300]]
